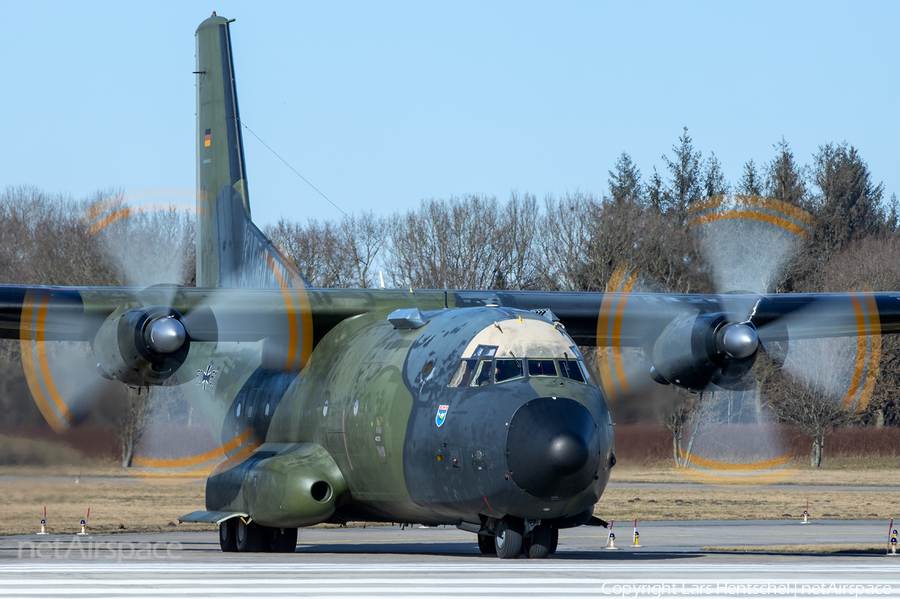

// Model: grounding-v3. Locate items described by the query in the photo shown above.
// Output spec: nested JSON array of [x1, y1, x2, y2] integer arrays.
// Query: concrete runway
[[1, 521, 899, 597]]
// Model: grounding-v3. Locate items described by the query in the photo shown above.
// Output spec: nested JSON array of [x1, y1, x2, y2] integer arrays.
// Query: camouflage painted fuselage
[[198, 304, 613, 529]]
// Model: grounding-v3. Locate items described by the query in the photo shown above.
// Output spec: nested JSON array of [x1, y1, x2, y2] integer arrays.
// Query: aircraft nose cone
[[548, 432, 590, 475], [506, 397, 601, 499]]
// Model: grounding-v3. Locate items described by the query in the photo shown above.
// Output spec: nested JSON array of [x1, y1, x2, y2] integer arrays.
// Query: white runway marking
[[0, 563, 898, 598]]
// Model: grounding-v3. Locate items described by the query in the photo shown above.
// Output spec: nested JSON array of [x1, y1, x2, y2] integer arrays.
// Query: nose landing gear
[[485, 517, 556, 559], [523, 523, 553, 559], [494, 517, 524, 558]]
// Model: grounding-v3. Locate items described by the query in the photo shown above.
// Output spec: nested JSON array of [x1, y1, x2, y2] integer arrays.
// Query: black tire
[[235, 519, 265, 552], [266, 527, 298, 553], [524, 524, 552, 559], [219, 520, 238, 552], [494, 518, 523, 559], [477, 533, 496, 555], [549, 526, 559, 554]]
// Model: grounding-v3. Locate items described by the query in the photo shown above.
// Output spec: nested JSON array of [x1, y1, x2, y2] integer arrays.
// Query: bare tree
[[768, 381, 851, 467], [387, 195, 510, 290], [535, 192, 599, 291], [493, 192, 540, 290], [118, 388, 150, 467], [335, 212, 387, 288], [662, 389, 716, 467]]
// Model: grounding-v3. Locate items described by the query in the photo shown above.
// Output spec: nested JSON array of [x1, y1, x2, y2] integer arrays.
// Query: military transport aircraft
[[1, 13, 896, 559]]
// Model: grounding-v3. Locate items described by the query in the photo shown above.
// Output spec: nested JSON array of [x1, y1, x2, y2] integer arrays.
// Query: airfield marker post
[[38, 506, 48, 535], [605, 520, 617, 549], [78, 507, 90, 536], [633, 519, 641, 547], [889, 520, 897, 556], [801, 500, 809, 524]]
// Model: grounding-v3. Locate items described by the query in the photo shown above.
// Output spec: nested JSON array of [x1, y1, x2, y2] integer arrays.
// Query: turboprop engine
[[92, 306, 190, 387], [650, 312, 760, 392]]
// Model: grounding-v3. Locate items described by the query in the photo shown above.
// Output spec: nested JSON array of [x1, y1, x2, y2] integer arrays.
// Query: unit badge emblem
[[435, 404, 449, 427], [196, 365, 218, 390]]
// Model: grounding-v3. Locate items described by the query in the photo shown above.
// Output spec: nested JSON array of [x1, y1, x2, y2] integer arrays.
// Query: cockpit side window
[[527, 359, 558, 377], [448, 359, 477, 387], [495, 359, 524, 383], [470, 360, 493, 387], [559, 359, 585, 383], [579, 360, 599, 388]]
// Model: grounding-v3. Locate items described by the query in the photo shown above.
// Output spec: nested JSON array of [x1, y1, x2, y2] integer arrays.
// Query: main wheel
[[549, 526, 559, 554], [235, 519, 265, 552], [266, 527, 298, 553], [524, 523, 552, 559], [494, 517, 523, 559], [477, 533, 496, 554], [219, 520, 238, 552]]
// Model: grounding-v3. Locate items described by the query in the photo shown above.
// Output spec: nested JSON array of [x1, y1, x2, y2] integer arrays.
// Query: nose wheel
[[494, 517, 524, 559], [523, 523, 553, 559]]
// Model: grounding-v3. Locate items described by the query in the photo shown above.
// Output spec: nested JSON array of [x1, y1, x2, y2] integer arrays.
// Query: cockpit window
[[452, 353, 595, 387], [495, 359, 524, 383], [528, 359, 558, 377], [580, 361, 599, 387], [559, 359, 585, 383], [473, 344, 498, 358], [448, 359, 476, 387], [470, 360, 493, 387]]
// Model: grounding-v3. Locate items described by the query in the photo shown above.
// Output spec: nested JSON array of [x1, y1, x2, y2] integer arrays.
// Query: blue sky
[[3, 1, 898, 228]]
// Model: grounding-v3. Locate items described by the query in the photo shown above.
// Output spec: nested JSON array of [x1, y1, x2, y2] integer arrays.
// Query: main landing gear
[[219, 519, 298, 553], [486, 517, 558, 559]]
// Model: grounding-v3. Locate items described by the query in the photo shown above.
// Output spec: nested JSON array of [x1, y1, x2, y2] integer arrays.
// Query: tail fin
[[194, 14, 306, 290]]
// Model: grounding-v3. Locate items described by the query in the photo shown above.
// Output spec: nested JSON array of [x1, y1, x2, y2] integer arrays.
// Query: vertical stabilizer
[[195, 13, 248, 288], [194, 14, 309, 294]]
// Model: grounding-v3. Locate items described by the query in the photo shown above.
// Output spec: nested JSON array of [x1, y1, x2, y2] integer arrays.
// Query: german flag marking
[[204, 128, 211, 147]]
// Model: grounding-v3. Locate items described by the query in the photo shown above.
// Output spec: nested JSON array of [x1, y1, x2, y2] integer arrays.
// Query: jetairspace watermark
[[596, 583, 893, 598], [18, 538, 182, 562]]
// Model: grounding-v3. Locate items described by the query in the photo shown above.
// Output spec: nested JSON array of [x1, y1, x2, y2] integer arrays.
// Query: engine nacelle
[[93, 306, 190, 387], [650, 312, 758, 392], [205, 443, 349, 528]]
